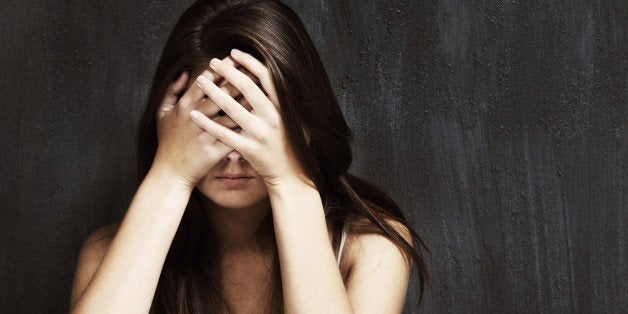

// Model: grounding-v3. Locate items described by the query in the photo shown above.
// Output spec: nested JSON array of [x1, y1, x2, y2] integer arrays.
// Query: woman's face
[[184, 72, 270, 210]]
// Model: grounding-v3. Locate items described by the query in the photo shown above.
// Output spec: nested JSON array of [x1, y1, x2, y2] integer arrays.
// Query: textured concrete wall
[[1, 1, 625, 313]]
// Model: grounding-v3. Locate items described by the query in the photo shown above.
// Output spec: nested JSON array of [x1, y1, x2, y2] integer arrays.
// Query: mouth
[[215, 175, 254, 179], [215, 176, 254, 188]]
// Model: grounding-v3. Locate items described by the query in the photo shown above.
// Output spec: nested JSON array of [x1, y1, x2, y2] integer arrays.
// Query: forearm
[[72, 167, 193, 313], [268, 179, 353, 314]]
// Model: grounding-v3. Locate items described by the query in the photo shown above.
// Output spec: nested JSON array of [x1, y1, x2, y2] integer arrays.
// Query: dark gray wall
[[1, 1, 625, 313]]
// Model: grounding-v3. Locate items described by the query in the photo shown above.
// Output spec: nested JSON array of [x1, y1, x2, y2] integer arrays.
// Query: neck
[[199, 195, 273, 254]]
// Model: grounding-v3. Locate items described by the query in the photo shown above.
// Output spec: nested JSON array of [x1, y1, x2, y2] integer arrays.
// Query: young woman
[[70, 0, 430, 313]]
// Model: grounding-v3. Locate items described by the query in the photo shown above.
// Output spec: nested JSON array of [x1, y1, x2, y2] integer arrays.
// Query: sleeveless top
[[336, 224, 348, 266]]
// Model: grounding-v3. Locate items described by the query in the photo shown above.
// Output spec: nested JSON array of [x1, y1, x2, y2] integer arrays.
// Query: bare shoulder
[[70, 223, 122, 308], [343, 217, 413, 268], [84, 223, 121, 246], [341, 217, 414, 312]]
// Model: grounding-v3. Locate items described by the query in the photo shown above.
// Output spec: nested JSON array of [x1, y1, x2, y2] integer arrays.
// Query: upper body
[[71, 218, 412, 313], [69, 0, 425, 312]]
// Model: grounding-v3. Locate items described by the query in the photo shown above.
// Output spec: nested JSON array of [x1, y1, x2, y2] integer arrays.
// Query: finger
[[216, 66, 260, 100], [212, 71, 258, 114], [196, 72, 260, 132], [209, 57, 275, 120], [190, 110, 249, 153], [194, 94, 252, 126], [199, 96, 253, 131], [178, 56, 239, 106], [157, 71, 189, 118], [202, 55, 238, 91], [192, 90, 244, 118], [190, 59, 257, 116], [193, 97, 222, 119], [198, 130, 234, 160], [180, 69, 221, 106], [229, 49, 279, 107], [212, 139, 235, 158]]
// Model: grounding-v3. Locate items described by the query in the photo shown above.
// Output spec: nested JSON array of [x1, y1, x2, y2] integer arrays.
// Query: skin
[[188, 58, 274, 253], [70, 49, 413, 313]]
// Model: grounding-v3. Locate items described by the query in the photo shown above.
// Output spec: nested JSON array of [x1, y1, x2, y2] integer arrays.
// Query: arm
[[267, 178, 353, 313], [268, 181, 413, 314], [70, 168, 193, 313], [71, 65, 243, 313]]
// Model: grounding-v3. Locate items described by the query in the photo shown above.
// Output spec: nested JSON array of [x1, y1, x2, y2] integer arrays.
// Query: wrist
[[266, 175, 324, 217], [146, 163, 196, 193], [265, 174, 317, 197]]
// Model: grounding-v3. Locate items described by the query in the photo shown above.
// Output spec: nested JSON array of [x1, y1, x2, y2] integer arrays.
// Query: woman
[[70, 0, 430, 313]]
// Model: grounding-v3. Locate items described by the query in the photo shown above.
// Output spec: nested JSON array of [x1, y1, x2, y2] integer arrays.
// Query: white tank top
[[336, 224, 348, 266]]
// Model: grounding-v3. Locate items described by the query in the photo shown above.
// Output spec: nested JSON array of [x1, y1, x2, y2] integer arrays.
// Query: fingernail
[[231, 48, 241, 56], [197, 75, 209, 86], [190, 110, 201, 119], [210, 58, 220, 68]]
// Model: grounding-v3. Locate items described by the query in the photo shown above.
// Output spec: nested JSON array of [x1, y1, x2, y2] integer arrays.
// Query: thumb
[[170, 71, 189, 96], [157, 71, 189, 117]]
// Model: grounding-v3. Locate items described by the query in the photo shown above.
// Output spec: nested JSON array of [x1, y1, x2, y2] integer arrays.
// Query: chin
[[195, 174, 270, 210]]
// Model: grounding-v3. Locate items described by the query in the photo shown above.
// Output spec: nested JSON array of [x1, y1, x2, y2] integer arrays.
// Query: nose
[[224, 149, 244, 162]]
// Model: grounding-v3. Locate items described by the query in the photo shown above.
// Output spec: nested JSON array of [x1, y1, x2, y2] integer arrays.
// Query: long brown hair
[[135, 0, 431, 312]]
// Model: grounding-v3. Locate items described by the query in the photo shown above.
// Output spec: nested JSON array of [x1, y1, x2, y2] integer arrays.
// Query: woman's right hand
[[151, 59, 254, 188]]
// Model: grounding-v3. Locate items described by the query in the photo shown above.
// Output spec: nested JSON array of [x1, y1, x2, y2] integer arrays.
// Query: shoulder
[[343, 217, 413, 268], [70, 223, 121, 308], [340, 217, 413, 312], [78, 223, 121, 260], [82, 223, 121, 248], [76, 222, 122, 272]]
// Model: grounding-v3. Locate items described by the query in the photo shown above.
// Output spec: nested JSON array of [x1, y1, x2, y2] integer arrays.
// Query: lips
[[215, 174, 254, 188], [215, 173, 254, 179]]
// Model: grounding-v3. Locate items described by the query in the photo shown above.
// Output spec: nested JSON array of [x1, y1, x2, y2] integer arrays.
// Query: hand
[[189, 49, 311, 188], [152, 59, 258, 188]]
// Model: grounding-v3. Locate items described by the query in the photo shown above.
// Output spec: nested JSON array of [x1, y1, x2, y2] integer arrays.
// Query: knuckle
[[240, 141, 254, 155], [197, 132, 207, 142], [216, 62, 228, 73], [256, 127, 271, 142], [175, 107, 188, 119], [241, 81, 256, 94], [267, 112, 281, 129], [202, 143, 214, 154], [213, 127, 226, 139]]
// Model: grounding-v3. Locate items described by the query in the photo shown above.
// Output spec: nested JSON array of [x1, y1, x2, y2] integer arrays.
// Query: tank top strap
[[337, 223, 348, 266]]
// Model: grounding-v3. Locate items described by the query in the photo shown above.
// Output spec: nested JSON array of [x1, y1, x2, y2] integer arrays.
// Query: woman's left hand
[[189, 49, 311, 189]]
